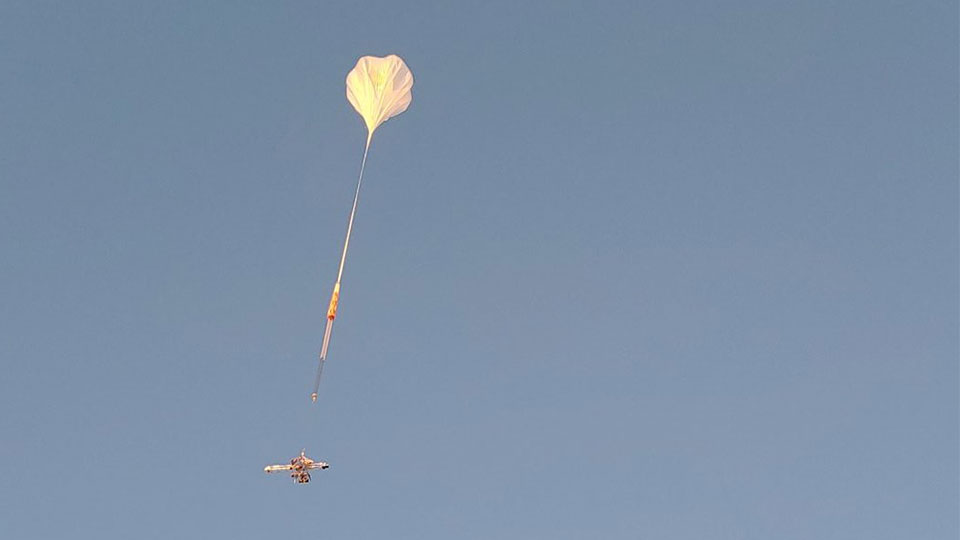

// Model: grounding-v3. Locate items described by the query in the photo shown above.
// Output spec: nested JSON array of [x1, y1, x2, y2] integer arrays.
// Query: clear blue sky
[[1, 1, 956, 538]]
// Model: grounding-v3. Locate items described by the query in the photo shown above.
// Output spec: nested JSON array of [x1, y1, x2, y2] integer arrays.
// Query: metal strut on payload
[[264, 450, 330, 484]]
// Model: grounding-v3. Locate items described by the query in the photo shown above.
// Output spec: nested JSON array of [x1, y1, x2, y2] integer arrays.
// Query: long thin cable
[[336, 136, 371, 283], [312, 135, 372, 402]]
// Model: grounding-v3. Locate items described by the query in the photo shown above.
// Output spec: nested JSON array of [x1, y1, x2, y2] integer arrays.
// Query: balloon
[[346, 55, 414, 143], [312, 55, 414, 402]]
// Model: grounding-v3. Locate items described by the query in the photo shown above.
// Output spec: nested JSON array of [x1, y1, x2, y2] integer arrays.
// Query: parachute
[[312, 55, 414, 402]]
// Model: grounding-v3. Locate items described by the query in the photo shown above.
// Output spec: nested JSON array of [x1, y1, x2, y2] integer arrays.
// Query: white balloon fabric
[[346, 55, 414, 142], [312, 54, 414, 403]]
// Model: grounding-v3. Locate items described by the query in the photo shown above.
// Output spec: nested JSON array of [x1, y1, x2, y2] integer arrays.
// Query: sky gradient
[[1, 1, 957, 538]]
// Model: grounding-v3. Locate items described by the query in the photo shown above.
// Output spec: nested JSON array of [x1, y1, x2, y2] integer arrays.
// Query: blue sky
[[1, 1, 956, 538]]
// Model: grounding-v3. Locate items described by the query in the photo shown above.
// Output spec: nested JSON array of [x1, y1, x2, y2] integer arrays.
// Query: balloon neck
[[365, 130, 374, 149]]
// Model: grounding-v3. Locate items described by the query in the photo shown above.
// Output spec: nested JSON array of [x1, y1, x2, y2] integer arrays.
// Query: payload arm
[[264, 464, 294, 474]]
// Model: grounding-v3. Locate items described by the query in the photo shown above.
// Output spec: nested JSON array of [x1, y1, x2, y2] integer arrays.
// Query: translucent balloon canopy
[[346, 55, 414, 139]]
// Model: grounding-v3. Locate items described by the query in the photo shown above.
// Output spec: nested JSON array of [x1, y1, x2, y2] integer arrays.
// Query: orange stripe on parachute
[[326, 282, 341, 320]]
